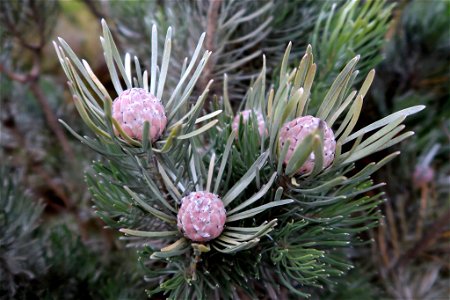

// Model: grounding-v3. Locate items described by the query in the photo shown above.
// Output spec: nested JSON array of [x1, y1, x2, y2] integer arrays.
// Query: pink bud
[[279, 115, 336, 174], [177, 191, 226, 242], [112, 88, 167, 142], [232, 110, 267, 138]]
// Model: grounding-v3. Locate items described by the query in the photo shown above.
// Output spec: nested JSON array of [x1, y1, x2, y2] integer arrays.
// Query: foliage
[[371, 0, 450, 136], [105, 0, 310, 96], [309, 0, 394, 108], [108, 0, 274, 100], [0, 0, 59, 52], [1, 0, 446, 299], [366, 1, 450, 299], [0, 165, 146, 299], [52, 11, 426, 297], [37, 225, 146, 300], [0, 167, 45, 298], [106, 0, 393, 107]]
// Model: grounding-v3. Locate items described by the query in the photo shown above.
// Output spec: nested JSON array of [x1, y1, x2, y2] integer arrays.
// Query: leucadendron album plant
[[55, 18, 423, 299]]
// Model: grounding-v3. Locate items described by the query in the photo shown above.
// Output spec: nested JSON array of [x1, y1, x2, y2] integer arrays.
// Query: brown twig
[[0, 59, 75, 162], [28, 80, 75, 161], [0, 64, 27, 83], [0, 61, 75, 162], [415, 183, 428, 239], [385, 199, 400, 260], [3, 100, 72, 206], [1, 0, 75, 162], [377, 218, 391, 268], [81, 0, 107, 21], [394, 208, 450, 269], [198, 0, 222, 93]]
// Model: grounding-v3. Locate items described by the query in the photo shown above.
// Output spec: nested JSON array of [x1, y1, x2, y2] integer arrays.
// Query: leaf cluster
[[0, 165, 146, 300], [0, 166, 45, 298], [0, 0, 59, 51], [363, 2, 450, 298], [53, 2, 426, 297]]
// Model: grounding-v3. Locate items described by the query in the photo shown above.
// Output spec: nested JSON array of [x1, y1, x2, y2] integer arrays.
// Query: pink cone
[[112, 88, 167, 142], [232, 109, 267, 138], [279, 115, 336, 174], [177, 191, 226, 242]]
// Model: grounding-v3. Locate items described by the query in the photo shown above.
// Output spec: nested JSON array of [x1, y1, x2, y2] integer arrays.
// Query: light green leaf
[[222, 152, 269, 207], [344, 105, 425, 143], [214, 132, 235, 194], [227, 172, 277, 215], [195, 110, 223, 124], [226, 199, 293, 222], [206, 153, 216, 193], [124, 186, 176, 224], [157, 162, 182, 204], [285, 132, 316, 176], [150, 24, 158, 95], [119, 228, 178, 238], [177, 120, 218, 140]]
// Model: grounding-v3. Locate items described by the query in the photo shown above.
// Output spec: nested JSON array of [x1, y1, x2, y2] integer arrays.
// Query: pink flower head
[[232, 109, 267, 138], [112, 88, 167, 142], [177, 191, 226, 242], [279, 115, 336, 174]]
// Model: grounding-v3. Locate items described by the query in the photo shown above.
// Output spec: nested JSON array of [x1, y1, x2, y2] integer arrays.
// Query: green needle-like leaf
[[285, 132, 316, 176], [124, 186, 176, 224], [119, 228, 179, 238], [226, 199, 293, 222], [222, 152, 269, 207]]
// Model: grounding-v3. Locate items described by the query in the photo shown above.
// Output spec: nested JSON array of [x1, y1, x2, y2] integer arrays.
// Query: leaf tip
[[417, 105, 426, 111]]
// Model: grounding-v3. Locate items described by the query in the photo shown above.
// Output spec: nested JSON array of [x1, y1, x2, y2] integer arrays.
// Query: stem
[[394, 209, 450, 269], [198, 0, 222, 93], [29, 80, 75, 162], [0, 64, 27, 83], [81, 0, 106, 20], [0, 62, 75, 162], [3, 100, 72, 208], [414, 184, 428, 239]]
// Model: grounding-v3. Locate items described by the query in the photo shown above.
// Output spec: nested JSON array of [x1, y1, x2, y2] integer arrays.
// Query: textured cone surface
[[177, 191, 226, 242], [279, 115, 336, 174], [112, 88, 167, 142], [232, 109, 267, 138]]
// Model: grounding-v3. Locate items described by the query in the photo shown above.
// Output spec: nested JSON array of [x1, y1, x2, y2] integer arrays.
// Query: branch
[[0, 63, 27, 83], [394, 208, 450, 269], [80, 0, 123, 51], [0, 7, 42, 51], [28, 81, 75, 162], [1, 49, 75, 162], [198, 0, 222, 93], [81, 0, 107, 21], [3, 100, 72, 208]]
